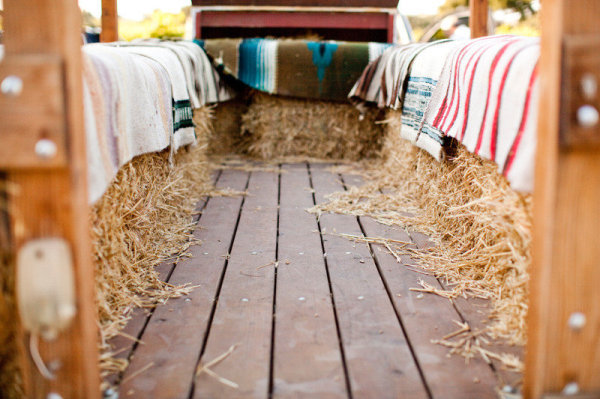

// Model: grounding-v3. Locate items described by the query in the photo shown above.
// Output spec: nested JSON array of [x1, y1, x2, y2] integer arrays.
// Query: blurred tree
[[440, 0, 536, 20], [148, 10, 185, 39], [81, 10, 99, 28]]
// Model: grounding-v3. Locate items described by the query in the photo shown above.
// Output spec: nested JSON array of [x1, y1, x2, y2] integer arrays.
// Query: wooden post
[[469, 0, 488, 38], [101, 0, 118, 42], [525, 0, 600, 397], [2, 0, 101, 398]]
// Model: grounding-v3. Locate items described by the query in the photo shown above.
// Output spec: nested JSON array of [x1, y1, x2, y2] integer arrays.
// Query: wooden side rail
[[1, 0, 100, 398], [470, 0, 489, 38], [525, 0, 600, 397], [101, 0, 118, 42]]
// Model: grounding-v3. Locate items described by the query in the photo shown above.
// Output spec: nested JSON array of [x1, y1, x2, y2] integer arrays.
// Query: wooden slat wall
[[101, 0, 118, 42], [525, 0, 600, 397], [469, 0, 488, 38], [2, 1, 100, 398]]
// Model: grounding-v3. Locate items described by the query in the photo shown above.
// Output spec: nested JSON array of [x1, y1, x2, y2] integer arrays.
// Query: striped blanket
[[197, 38, 391, 101], [350, 40, 461, 160], [82, 41, 233, 203], [350, 36, 540, 192]]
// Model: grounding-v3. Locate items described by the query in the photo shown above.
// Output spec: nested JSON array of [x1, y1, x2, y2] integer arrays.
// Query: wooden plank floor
[[113, 162, 520, 398]]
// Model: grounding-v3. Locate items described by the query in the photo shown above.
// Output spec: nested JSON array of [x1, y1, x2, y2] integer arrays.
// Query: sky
[[77, 0, 445, 20]]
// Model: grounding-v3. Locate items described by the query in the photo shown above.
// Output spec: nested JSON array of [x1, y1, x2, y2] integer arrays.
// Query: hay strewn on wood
[[241, 92, 385, 161], [310, 109, 531, 365], [94, 106, 214, 380]]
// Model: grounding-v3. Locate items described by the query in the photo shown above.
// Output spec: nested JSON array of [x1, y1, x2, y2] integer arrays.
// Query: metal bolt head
[[1, 75, 23, 97], [47, 393, 63, 399], [35, 139, 58, 159], [581, 73, 597, 99], [568, 312, 586, 331], [577, 104, 599, 128], [562, 382, 580, 395]]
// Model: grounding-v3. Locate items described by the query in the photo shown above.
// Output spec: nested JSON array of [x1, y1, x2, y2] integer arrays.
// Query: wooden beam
[[100, 0, 118, 42], [469, 0, 488, 38], [2, 0, 101, 398], [525, 0, 600, 397]]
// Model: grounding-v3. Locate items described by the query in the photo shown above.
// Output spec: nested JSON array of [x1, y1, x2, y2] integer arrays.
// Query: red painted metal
[[191, 1, 398, 7], [198, 10, 390, 30], [387, 12, 394, 43]]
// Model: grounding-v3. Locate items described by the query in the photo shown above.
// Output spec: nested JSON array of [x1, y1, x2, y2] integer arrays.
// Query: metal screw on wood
[[562, 382, 580, 395], [568, 312, 586, 331], [35, 139, 58, 159], [581, 73, 597, 100], [577, 105, 599, 128], [1, 75, 23, 97], [47, 393, 63, 399]]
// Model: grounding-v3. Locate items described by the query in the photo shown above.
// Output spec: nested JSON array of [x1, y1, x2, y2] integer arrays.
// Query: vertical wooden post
[[2, 0, 101, 398], [100, 0, 118, 42], [469, 0, 488, 38], [525, 0, 600, 397]]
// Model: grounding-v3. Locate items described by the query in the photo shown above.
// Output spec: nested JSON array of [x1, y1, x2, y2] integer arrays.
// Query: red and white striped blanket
[[350, 36, 540, 193], [422, 36, 539, 192]]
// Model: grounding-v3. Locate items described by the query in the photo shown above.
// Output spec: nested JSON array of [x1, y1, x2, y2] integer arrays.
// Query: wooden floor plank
[[340, 173, 499, 398], [119, 169, 249, 398], [273, 163, 348, 398], [193, 170, 279, 398], [309, 163, 429, 399]]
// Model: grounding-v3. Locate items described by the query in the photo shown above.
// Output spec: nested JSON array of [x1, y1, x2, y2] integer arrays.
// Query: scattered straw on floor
[[309, 110, 531, 370], [241, 92, 385, 161]]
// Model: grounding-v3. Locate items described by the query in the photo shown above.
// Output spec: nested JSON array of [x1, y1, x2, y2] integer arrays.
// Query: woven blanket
[[82, 44, 174, 203], [422, 36, 540, 192], [350, 40, 461, 159], [197, 38, 391, 101], [350, 36, 540, 192]]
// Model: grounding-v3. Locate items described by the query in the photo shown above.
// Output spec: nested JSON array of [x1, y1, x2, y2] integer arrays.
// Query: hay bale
[[95, 106, 215, 380], [208, 97, 251, 155], [241, 92, 384, 161], [311, 109, 531, 362]]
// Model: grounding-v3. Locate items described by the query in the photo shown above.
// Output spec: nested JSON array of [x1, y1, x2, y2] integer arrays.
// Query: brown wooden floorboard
[[340, 173, 499, 398], [309, 163, 429, 399], [193, 170, 279, 398], [118, 169, 248, 398], [272, 163, 347, 398]]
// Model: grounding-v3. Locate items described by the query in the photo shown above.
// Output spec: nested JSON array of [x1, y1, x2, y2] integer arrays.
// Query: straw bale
[[94, 107, 215, 380], [208, 97, 252, 155], [310, 109, 531, 367], [241, 92, 384, 161]]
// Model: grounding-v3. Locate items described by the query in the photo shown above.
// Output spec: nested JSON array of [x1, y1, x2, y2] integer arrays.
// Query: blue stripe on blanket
[[239, 38, 277, 93]]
